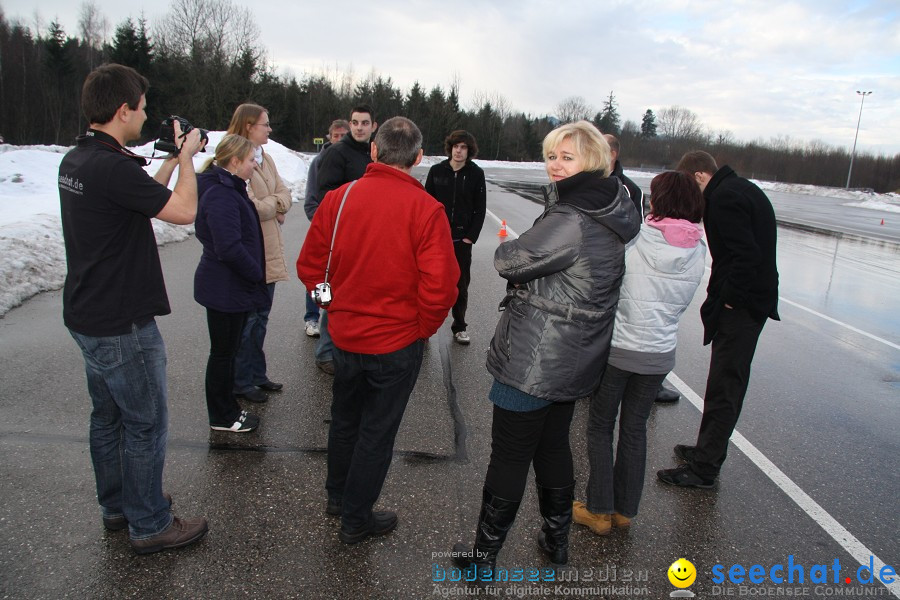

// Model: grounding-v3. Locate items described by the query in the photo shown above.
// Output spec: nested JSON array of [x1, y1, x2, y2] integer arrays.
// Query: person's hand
[[724, 303, 734, 309], [462, 238, 473, 244], [276, 213, 286, 225], [178, 127, 205, 157]]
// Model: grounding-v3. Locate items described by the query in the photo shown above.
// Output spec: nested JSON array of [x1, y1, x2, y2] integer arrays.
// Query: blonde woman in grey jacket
[[574, 170, 706, 535], [453, 121, 640, 579]]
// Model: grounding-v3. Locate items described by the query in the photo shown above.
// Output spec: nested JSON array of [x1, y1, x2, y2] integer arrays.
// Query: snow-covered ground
[[1, 135, 898, 317]]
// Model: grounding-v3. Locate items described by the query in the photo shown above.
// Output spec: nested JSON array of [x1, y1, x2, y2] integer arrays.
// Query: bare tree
[[555, 95, 593, 124], [154, 0, 258, 62], [657, 105, 704, 139], [78, 1, 109, 69]]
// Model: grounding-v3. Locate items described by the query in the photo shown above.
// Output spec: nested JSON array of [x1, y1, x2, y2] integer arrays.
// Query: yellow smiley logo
[[668, 558, 697, 588]]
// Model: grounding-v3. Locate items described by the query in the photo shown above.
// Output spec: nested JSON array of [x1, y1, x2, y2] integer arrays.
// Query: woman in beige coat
[[226, 103, 292, 403]]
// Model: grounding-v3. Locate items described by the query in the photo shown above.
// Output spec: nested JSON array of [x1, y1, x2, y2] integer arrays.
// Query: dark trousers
[[326, 339, 425, 529], [484, 402, 576, 502], [692, 308, 766, 479], [586, 364, 666, 517], [204, 308, 247, 425], [451, 241, 472, 334]]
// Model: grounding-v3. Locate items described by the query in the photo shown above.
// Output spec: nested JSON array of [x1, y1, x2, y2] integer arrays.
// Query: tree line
[[1, 0, 897, 192]]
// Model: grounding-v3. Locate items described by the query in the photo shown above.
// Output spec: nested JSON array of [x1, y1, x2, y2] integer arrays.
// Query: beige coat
[[247, 150, 292, 283]]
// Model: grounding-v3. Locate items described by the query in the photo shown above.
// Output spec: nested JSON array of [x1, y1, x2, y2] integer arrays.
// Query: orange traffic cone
[[881, 219, 885, 225], [498, 220, 508, 237]]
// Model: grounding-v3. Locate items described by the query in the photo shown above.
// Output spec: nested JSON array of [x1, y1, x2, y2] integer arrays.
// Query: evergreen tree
[[641, 109, 657, 137], [593, 91, 620, 135], [109, 18, 138, 67]]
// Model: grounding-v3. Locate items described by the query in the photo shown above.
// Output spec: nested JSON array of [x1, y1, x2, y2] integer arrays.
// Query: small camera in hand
[[311, 282, 332, 306], [154, 115, 209, 155]]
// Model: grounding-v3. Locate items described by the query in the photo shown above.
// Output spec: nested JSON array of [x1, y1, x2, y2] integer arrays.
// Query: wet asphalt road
[[0, 178, 898, 599]]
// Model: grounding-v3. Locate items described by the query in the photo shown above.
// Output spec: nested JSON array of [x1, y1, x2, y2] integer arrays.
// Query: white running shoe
[[454, 331, 470, 345], [305, 320, 320, 338]]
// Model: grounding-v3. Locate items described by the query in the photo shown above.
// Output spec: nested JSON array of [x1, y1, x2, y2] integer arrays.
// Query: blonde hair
[[542, 120, 611, 176], [200, 134, 254, 172], [227, 103, 267, 138]]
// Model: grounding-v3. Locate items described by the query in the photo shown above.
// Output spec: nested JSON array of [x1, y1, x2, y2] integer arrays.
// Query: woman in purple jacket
[[194, 134, 269, 433]]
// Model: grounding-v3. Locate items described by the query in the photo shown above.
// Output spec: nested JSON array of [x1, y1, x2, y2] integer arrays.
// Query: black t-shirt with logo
[[59, 129, 173, 336]]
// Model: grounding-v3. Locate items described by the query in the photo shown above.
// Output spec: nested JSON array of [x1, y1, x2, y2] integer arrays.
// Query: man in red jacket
[[297, 116, 459, 544]]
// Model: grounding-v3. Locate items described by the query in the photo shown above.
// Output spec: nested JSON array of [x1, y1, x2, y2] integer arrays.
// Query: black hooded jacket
[[486, 171, 641, 401], [424, 159, 487, 242]]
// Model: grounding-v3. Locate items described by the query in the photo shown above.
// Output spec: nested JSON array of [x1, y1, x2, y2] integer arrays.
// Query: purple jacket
[[193, 166, 269, 312]]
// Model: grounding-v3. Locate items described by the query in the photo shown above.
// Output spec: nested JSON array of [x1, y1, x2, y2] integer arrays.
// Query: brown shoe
[[612, 513, 632, 529], [130, 515, 209, 555], [572, 501, 611, 536], [103, 492, 174, 531]]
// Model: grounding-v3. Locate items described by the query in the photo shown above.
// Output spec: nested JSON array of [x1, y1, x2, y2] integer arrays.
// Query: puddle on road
[[776, 227, 900, 346]]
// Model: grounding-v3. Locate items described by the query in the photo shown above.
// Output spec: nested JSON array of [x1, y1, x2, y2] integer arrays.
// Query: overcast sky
[[4, 0, 899, 155]]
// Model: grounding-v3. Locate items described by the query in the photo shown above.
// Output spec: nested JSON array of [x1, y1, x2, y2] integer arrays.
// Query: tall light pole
[[846, 90, 872, 189]]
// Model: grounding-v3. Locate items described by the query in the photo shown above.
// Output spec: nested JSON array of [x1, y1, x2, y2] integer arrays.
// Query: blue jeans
[[304, 293, 320, 323], [315, 308, 334, 362], [234, 283, 275, 393], [326, 339, 425, 529], [586, 364, 666, 517], [69, 320, 174, 539]]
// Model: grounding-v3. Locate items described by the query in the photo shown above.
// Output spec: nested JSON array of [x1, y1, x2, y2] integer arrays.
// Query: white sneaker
[[210, 411, 259, 433], [305, 320, 320, 338], [454, 331, 470, 345]]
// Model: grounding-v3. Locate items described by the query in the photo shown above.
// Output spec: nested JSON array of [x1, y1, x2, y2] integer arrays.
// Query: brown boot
[[130, 515, 209, 555], [612, 513, 632, 529], [572, 501, 611, 536]]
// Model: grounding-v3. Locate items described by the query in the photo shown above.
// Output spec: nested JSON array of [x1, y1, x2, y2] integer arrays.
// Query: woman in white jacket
[[574, 170, 706, 535]]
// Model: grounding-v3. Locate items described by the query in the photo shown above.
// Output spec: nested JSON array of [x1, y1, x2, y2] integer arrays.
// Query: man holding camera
[[296, 117, 459, 544], [59, 64, 208, 554]]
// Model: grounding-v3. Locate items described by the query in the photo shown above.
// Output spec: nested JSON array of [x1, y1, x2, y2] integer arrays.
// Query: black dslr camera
[[154, 115, 209, 155]]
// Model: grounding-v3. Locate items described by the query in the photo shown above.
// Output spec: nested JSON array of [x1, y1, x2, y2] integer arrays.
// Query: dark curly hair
[[444, 130, 478, 160]]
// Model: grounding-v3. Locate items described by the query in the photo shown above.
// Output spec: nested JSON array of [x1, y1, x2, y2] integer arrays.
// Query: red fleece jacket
[[297, 163, 459, 354]]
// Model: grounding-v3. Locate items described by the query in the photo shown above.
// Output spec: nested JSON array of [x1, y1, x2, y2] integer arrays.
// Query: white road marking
[[697, 267, 899, 352], [667, 372, 899, 599], [779, 297, 900, 351]]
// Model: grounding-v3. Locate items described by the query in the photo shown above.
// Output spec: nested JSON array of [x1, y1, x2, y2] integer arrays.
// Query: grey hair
[[373, 117, 423, 168]]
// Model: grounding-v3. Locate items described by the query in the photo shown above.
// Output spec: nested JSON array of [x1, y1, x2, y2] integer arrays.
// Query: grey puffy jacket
[[486, 170, 641, 402]]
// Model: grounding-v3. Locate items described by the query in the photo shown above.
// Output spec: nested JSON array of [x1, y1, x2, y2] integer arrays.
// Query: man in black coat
[[310, 105, 377, 374], [658, 151, 779, 488], [424, 130, 487, 345]]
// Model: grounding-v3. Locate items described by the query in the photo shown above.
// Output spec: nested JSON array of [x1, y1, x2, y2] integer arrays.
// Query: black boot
[[452, 487, 521, 582], [536, 481, 575, 565]]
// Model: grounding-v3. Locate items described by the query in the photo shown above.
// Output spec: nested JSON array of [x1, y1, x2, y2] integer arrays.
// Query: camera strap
[[323, 180, 358, 285]]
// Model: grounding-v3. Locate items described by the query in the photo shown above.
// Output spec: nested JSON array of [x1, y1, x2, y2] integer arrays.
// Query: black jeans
[[692, 307, 766, 479], [586, 364, 666, 517], [484, 401, 576, 501], [451, 241, 472, 334], [204, 308, 247, 425], [326, 339, 425, 529]]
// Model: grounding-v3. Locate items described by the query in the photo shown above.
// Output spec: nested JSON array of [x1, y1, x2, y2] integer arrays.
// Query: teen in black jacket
[[424, 130, 487, 344]]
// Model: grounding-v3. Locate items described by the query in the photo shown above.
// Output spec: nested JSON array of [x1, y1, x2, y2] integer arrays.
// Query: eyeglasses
[[254, 122, 271, 129]]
